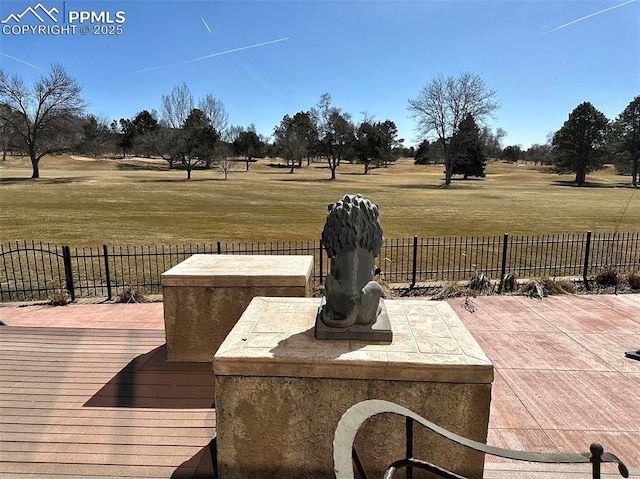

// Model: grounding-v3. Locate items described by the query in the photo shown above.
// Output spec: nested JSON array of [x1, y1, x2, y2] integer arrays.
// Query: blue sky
[[1, 0, 638, 148]]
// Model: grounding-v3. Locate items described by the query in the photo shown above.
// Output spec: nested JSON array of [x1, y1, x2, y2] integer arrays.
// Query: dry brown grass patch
[[1, 155, 638, 245]]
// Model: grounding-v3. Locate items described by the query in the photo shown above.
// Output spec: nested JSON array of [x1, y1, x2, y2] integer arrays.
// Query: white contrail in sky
[[137, 37, 289, 73], [0, 52, 45, 71], [544, 0, 636, 34], [190, 37, 289, 62], [199, 13, 212, 34]]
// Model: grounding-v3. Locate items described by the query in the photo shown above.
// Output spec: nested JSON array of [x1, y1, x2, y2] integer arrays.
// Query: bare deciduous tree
[[213, 143, 236, 180], [160, 83, 194, 129], [0, 105, 17, 160], [0, 63, 86, 178], [407, 72, 499, 185], [198, 94, 228, 134], [224, 124, 245, 143]]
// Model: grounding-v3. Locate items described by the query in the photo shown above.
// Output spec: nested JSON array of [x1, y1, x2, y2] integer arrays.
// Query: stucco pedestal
[[161, 255, 314, 362], [214, 297, 493, 479]]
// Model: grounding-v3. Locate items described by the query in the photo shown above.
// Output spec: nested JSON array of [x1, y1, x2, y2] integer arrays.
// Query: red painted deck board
[[0, 322, 216, 478]]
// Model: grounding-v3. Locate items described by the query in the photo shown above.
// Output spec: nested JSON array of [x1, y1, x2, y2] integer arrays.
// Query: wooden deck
[[1, 296, 639, 478], [0, 323, 216, 478]]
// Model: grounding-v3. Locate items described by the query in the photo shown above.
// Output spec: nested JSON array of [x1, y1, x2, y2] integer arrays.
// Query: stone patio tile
[[533, 295, 639, 326], [571, 333, 640, 372], [588, 295, 640, 319], [470, 330, 611, 371], [476, 296, 535, 313], [624, 372, 640, 386], [448, 299, 557, 333], [513, 296, 594, 317], [521, 294, 591, 308], [485, 428, 558, 462], [499, 369, 640, 431], [0, 303, 165, 329], [546, 430, 640, 468], [487, 371, 540, 429], [536, 307, 640, 335]]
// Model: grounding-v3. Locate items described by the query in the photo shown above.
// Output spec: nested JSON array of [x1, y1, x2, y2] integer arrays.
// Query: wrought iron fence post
[[3, 232, 639, 303], [498, 233, 509, 293], [583, 231, 592, 291], [62, 245, 75, 302], [410, 235, 418, 289], [319, 239, 324, 284], [102, 245, 112, 301]]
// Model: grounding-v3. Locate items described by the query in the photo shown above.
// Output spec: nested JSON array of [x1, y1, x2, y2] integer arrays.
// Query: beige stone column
[[161, 255, 314, 362], [214, 297, 493, 479]]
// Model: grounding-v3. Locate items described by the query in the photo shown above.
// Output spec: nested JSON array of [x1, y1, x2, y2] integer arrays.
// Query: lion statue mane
[[320, 194, 384, 328], [321, 194, 383, 260]]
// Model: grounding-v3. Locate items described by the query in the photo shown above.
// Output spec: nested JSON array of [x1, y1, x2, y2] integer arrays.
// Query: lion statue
[[320, 194, 384, 328]]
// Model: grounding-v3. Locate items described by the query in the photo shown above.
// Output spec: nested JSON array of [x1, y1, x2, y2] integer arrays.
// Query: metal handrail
[[333, 399, 629, 479]]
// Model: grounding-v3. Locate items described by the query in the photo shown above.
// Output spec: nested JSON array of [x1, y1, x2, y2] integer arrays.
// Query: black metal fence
[[1, 232, 639, 302]]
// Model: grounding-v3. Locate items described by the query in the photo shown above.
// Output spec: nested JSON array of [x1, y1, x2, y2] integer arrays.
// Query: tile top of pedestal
[[214, 297, 493, 383], [161, 254, 314, 287]]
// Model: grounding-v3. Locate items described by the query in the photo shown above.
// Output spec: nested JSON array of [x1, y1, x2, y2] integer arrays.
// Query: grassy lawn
[[1, 155, 638, 246]]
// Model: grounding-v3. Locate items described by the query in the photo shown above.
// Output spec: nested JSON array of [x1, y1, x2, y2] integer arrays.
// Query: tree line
[[407, 72, 639, 187], [0, 64, 407, 180], [1, 64, 638, 186]]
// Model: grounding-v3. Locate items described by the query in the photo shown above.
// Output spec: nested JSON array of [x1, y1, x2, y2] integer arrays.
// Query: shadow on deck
[[84, 344, 215, 409]]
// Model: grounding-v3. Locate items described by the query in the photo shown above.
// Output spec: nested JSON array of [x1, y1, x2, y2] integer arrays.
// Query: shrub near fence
[[1, 232, 639, 302]]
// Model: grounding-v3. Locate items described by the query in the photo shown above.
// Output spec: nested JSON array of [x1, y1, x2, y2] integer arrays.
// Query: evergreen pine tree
[[450, 114, 486, 178]]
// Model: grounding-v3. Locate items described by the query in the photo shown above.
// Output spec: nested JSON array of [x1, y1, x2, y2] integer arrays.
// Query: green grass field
[[1, 155, 638, 246]]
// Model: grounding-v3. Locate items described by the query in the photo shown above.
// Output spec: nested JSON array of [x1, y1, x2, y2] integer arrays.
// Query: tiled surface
[[470, 330, 612, 371], [450, 294, 640, 475], [161, 254, 314, 287], [571, 333, 640, 372], [0, 302, 165, 329], [214, 297, 493, 383], [485, 428, 558, 457], [546, 430, 640, 463], [455, 307, 559, 332], [497, 369, 640, 430], [626, 372, 640, 386], [541, 307, 640, 334], [485, 371, 539, 429]]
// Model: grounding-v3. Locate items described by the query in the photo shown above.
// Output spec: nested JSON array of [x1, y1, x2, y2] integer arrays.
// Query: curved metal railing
[[333, 399, 629, 479]]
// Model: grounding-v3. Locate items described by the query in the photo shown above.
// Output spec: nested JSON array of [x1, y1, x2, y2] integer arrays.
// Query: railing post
[[217, 241, 221, 255], [406, 417, 414, 479], [103, 244, 112, 301], [590, 443, 603, 479], [62, 245, 75, 302], [319, 239, 324, 284], [351, 447, 368, 479], [498, 233, 509, 293], [583, 231, 592, 291], [410, 235, 418, 289]]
